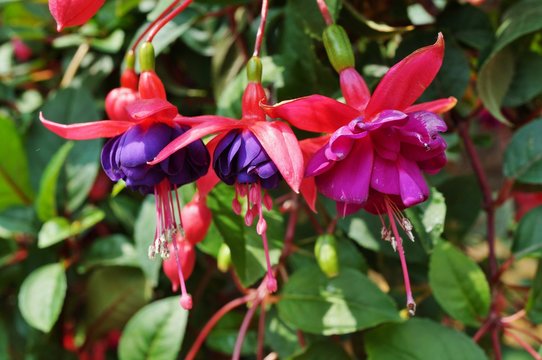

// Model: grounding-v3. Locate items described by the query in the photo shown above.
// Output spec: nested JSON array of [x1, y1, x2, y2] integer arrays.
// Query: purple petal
[[370, 155, 400, 195], [397, 156, 429, 207], [306, 145, 335, 177]]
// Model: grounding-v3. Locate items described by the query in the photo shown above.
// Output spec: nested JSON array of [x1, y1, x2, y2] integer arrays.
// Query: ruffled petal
[[365, 33, 445, 117], [262, 95, 359, 133], [250, 121, 304, 193], [406, 97, 457, 114], [315, 138, 374, 204], [40, 113, 132, 140]]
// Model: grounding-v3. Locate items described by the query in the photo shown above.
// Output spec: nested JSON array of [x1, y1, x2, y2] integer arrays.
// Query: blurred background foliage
[[1, 0, 542, 359]]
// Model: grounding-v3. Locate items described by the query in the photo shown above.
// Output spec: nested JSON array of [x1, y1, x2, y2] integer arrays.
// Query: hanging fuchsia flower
[[105, 54, 139, 121], [263, 29, 456, 315], [48, 0, 105, 32], [149, 57, 304, 293]]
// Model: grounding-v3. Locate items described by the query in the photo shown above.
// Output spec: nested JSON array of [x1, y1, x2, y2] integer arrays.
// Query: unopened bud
[[314, 234, 340, 278], [323, 25, 355, 73], [217, 243, 231, 273], [139, 42, 155, 72], [246, 56, 262, 83]]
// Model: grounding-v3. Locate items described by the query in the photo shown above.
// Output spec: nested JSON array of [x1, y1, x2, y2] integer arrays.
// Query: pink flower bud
[[105, 87, 139, 121], [48, 0, 105, 32], [181, 196, 212, 245], [12, 38, 32, 62], [162, 240, 196, 292]]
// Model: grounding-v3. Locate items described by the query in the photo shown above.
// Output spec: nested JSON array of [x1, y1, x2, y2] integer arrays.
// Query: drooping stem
[[185, 295, 250, 360], [316, 0, 334, 25], [131, 0, 181, 51], [386, 201, 416, 316], [233, 298, 262, 360], [256, 301, 267, 360], [503, 328, 541, 360], [146, 0, 194, 43], [253, 0, 269, 57], [492, 327, 503, 360]]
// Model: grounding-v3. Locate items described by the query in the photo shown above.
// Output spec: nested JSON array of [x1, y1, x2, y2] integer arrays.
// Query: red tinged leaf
[[262, 95, 360, 133], [250, 121, 304, 193], [149, 118, 241, 164], [48, 0, 105, 32], [365, 33, 445, 118], [405, 97, 457, 114], [39, 113, 132, 140]]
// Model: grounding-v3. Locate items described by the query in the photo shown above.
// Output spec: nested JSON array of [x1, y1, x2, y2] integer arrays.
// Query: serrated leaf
[[365, 318, 487, 360], [18, 263, 67, 333], [118, 297, 188, 360], [429, 242, 490, 326], [504, 119, 542, 184], [277, 267, 400, 335], [0, 116, 33, 212]]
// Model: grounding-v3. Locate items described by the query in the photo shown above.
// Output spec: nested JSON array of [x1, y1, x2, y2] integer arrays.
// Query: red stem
[[185, 295, 249, 360], [316, 0, 334, 25], [492, 327, 503, 360], [253, 0, 269, 57], [504, 328, 542, 360], [472, 318, 494, 343], [147, 0, 194, 43], [256, 301, 266, 360], [232, 298, 261, 360], [131, 0, 181, 51]]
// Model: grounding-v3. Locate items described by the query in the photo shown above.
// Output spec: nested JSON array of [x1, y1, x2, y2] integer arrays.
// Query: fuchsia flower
[[40, 58, 210, 309], [48, 0, 105, 32], [263, 33, 456, 314], [149, 57, 304, 292]]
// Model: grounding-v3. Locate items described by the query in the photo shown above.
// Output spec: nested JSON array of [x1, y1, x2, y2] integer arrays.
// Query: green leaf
[[503, 52, 542, 106], [37, 217, 72, 248], [265, 308, 300, 359], [429, 242, 490, 326], [513, 205, 542, 258], [118, 297, 188, 360], [85, 267, 151, 341], [78, 234, 139, 273], [527, 259, 542, 323], [277, 267, 400, 335], [0, 318, 8, 360], [438, 4, 494, 51], [206, 312, 257, 356], [134, 196, 161, 286], [0, 206, 36, 238], [291, 341, 351, 360], [35, 141, 74, 222], [504, 119, 542, 184], [18, 263, 67, 333], [404, 188, 446, 252], [365, 318, 488, 360], [0, 116, 33, 212]]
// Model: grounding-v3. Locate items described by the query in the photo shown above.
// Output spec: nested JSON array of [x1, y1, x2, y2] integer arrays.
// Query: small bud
[[105, 87, 139, 120], [314, 234, 340, 278], [246, 56, 262, 83], [181, 196, 212, 245], [323, 25, 355, 73], [139, 42, 155, 72], [217, 243, 231, 273]]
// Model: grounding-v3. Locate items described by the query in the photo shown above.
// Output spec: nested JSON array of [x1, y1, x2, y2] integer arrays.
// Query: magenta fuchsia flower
[[263, 33, 456, 315], [149, 57, 304, 293], [40, 98, 209, 309]]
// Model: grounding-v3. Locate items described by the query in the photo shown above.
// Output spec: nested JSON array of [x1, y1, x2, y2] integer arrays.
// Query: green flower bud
[[323, 25, 355, 73], [217, 242, 231, 273], [125, 50, 135, 70], [315, 234, 339, 278], [139, 42, 155, 72], [246, 56, 262, 83]]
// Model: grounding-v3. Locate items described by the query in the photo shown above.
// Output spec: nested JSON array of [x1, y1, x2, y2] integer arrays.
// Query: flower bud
[[12, 38, 32, 62], [181, 195, 212, 245], [48, 0, 105, 32], [105, 87, 139, 121], [314, 234, 339, 277], [323, 25, 355, 73], [162, 239, 196, 292], [217, 242, 231, 273], [246, 56, 262, 83], [139, 42, 155, 72]]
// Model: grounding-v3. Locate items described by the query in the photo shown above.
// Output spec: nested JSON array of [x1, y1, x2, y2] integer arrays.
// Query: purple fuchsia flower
[[149, 57, 304, 293], [263, 33, 456, 315], [40, 98, 209, 309]]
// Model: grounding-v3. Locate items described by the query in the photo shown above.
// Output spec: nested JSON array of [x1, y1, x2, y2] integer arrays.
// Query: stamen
[[385, 199, 416, 316], [263, 191, 273, 211], [171, 233, 193, 310]]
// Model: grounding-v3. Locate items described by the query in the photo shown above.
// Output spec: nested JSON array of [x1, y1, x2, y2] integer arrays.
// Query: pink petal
[[405, 97, 457, 114], [316, 138, 374, 204], [365, 33, 445, 117], [149, 118, 241, 165], [371, 156, 400, 195], [262, 95, 360, 133], [299, 136, 330, 212], [173, 115, 230, 126], [300, 177, 318, 212], [126, 98, 177, 121], [250, 121, 304, 193], [336, 202, 363, 217], [196, 135, 224, 196], [340, 67, 371, 112], [40, 112, 132, 140], [397, 156, 429, 207], [49, 0, 105, 31]]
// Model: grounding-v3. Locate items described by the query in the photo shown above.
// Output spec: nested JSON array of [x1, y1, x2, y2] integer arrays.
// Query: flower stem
[[256, 301, 266, 360], [131, 0, 181, 51], [253, 0, 269, 57], [316, 0, 334, 25], [146, 0, 194, 43], [185, 295, 249, 360], [503, 328, 542, 360], [233, 298, 262, 360]]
